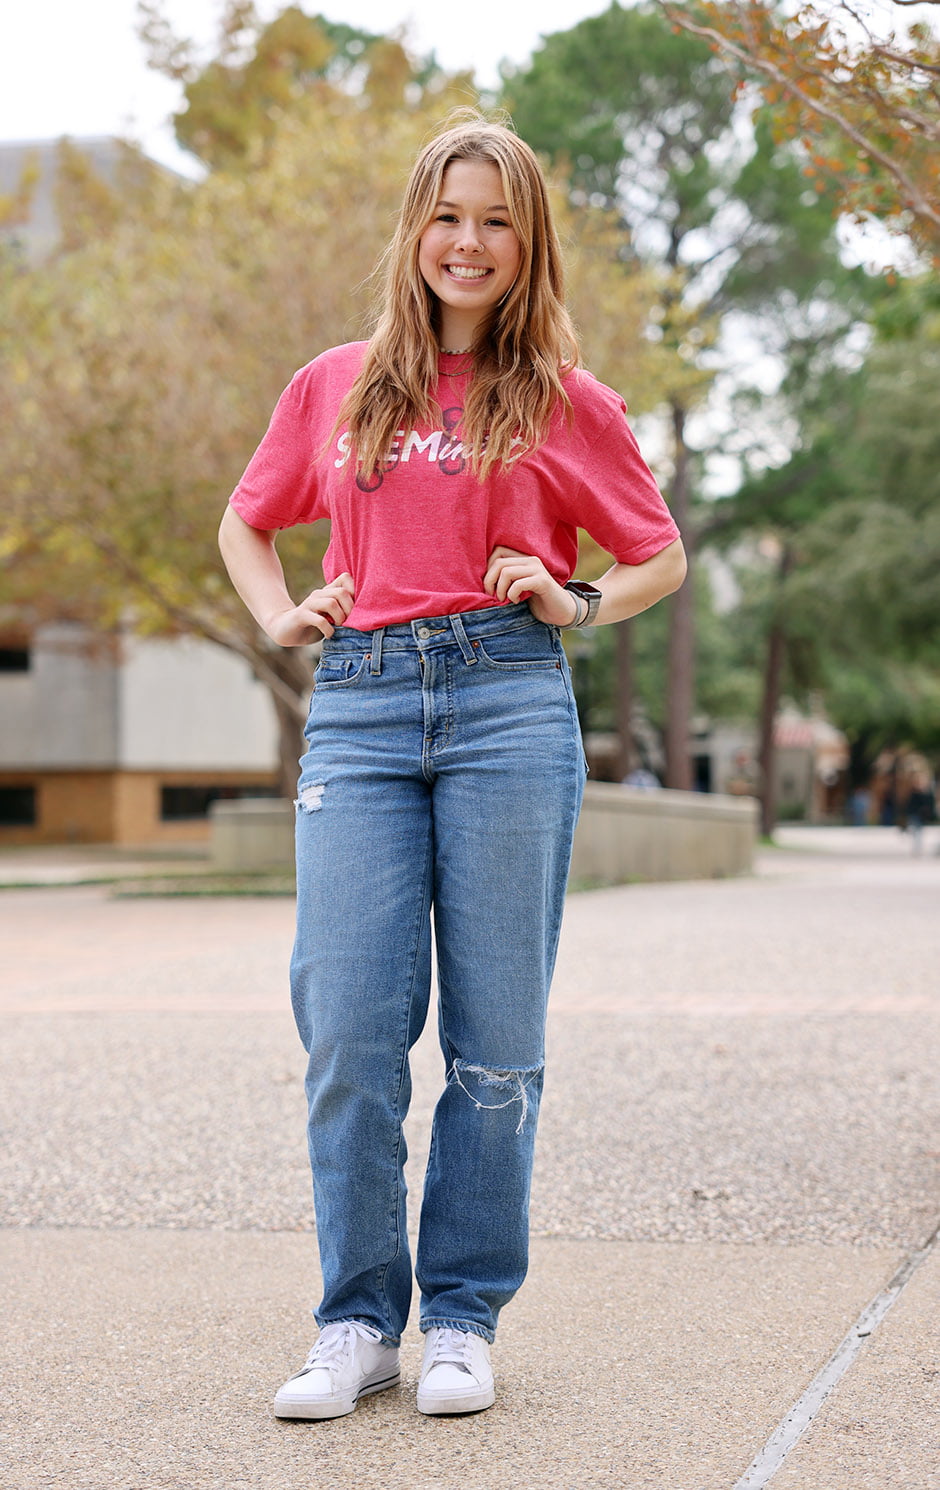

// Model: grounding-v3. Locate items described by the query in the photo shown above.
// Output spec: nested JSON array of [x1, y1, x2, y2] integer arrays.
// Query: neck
[[437, 313, 481, 353]]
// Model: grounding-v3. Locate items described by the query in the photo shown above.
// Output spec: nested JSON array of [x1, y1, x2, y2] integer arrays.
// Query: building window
[[693, 754, 713, 792], [160, 784, 279, 821], [0, 786, 37, 825], [0, 647, 30, 672]]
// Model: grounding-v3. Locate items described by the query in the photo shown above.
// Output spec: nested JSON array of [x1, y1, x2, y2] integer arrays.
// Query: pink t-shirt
[[230, 341, 679, 630]]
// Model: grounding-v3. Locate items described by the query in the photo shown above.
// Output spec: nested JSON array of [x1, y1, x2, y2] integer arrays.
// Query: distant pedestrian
[[219, 113, 685, 1421], [848, 786, 870, 826], [903, 773, 936, 855], [623, 766, 661, 790]]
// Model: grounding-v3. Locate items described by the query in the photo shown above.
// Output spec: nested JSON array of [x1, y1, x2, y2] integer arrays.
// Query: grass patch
[[110, 873, 296, 899], [567, 874, 645, 892]]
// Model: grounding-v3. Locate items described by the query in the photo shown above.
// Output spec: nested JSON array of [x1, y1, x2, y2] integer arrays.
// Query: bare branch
[[660, 3, 940, 234], [871, 44, 940, 75], [136, 0, 194, 82], [81, 525, 309, 722]]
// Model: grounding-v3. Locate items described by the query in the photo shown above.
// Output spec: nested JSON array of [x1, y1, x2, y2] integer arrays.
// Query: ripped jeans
[[290, 602, 586, 1345]]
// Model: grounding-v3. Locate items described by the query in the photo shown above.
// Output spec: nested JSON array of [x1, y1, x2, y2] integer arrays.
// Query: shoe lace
[[304, 1320, 382, 1372], [426, 1328, 475, 1373]]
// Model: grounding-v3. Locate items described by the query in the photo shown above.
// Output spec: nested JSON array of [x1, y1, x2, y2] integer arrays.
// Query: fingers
[[302, 574, 355, 635], [266, 572, 356, 645], [331, 571, 356, 599], [484, 549, 550, 603], [483, 546, 523, 595], [484, 547, 525, 598]]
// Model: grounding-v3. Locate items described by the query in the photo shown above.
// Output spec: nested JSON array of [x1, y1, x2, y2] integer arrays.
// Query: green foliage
[[704, 275, 940, 758], [580, 562, 759, 734], [504, 1, 847, 313], [139, 2, 460, 170], [784, 291, 940, 666], [821, 657, 940, 758], [504, 2, 732, 221], [174, 9, 387, 168], [718, 110, 860, 312]]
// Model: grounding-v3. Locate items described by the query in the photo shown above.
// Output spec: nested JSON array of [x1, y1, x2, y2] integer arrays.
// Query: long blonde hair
[[337, 115, 580, 481]]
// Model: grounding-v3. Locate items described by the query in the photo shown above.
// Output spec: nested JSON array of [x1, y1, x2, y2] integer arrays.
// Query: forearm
[[591, 539, 687, 626], [487, 536, 687, 628], [218, 505, 294, 636], [218, 505, 355, 645]]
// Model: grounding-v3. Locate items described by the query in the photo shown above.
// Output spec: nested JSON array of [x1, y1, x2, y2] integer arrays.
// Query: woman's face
[[417, 158, 522, 347]]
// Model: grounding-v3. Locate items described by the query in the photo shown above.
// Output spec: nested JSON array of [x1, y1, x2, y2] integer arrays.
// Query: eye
[[436, 213, 458, 223], [486, 218, 510, 228]]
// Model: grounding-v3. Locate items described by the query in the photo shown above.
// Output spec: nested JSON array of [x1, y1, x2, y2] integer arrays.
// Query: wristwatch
[[562, 580, 602, 628]]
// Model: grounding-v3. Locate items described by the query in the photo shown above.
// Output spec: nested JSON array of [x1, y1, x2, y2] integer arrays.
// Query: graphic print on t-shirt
[[334, 405, 470, 491]]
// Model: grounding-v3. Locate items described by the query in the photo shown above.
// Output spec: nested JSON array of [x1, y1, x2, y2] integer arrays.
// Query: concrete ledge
[[209, 797, 294, 872], [570, 781, 758, 884], [210, 785, 758, 884]]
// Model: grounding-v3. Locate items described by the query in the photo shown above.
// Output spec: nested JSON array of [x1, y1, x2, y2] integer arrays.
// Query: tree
[[703, 274, 940, 828], [660, 0, 940, 263], [503, 1, 853, 787], [137, 1, 468, 169], [786, 279, 940, 661]]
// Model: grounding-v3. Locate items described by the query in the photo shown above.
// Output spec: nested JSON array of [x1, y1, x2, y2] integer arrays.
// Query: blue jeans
[[290, 602, 586, 1345]]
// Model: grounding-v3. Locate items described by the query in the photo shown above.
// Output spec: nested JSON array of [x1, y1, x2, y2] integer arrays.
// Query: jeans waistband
[[323, 602, 545, 660]]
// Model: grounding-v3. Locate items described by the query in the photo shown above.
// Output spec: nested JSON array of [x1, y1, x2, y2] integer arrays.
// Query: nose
[[455, 222, 484, 254]]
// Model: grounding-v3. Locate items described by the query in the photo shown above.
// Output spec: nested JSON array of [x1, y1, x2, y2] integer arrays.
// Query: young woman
[[219, 115, 686, 1420]]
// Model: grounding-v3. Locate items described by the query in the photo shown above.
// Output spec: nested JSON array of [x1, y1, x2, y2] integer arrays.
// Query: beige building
[[0, 623, 279, 846]]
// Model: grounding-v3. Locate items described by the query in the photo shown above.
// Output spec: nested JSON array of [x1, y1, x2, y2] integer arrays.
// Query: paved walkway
[[1, 826, 938, 1488]]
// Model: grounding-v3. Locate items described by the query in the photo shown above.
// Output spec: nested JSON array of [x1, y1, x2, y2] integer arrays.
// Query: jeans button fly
[[417, 626, 431, 639]]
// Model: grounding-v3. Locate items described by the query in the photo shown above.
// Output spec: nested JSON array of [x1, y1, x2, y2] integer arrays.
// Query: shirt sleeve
[[228, 373, 327, 530], [560, 382, 680, 564]]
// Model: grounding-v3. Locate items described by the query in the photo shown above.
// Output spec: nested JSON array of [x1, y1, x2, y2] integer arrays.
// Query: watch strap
[[562, 581, 602, 628]]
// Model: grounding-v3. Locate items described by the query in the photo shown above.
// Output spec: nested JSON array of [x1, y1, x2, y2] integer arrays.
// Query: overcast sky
[[0, 0, 613, 172]]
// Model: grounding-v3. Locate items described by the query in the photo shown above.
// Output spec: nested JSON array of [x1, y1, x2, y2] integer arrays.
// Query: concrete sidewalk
[[2, 827, 938, 1488]]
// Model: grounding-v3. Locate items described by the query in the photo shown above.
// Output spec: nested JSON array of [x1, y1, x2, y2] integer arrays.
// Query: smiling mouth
[[445, 265, 492, 280]]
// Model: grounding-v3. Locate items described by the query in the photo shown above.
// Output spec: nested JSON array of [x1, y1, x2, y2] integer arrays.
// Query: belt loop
[[449, 612, 477, 665], [370, 627, 385, 675]]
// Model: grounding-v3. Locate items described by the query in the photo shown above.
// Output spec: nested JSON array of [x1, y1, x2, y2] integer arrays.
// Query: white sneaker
[[416, 1327, 495, 1415], [273, 1321, 400, 1419]]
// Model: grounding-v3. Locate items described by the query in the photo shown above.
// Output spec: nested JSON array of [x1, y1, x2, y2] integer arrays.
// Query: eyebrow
[[436, 199, 511, 212]]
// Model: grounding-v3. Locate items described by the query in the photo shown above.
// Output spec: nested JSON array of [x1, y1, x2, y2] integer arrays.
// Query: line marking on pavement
[[733, 1218, 940, 1489]]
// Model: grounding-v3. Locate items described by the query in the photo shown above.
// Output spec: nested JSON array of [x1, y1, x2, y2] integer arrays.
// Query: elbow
[[662, 538, 688, 597], [218, 504, 236, 558], [218, 504, 276, 560]]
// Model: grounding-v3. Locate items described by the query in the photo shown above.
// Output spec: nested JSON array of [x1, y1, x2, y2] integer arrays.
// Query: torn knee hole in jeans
[[450, 1059, 542, 1134], [295, 782, 326, 813]]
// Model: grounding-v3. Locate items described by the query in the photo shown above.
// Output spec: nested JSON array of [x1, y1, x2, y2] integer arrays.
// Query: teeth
[[447, 265, 489, 279]]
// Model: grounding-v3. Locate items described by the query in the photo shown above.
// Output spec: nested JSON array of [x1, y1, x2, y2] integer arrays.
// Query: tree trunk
[[264, 645, 315, 799], [271, 689, 307, 800], [757, 545, 794, 837], [613, 618, 635, 780], [664, 400, 694, 790]]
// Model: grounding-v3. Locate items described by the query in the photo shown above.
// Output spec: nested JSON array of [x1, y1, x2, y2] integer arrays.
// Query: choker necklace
[[440, 346, 471, 355]]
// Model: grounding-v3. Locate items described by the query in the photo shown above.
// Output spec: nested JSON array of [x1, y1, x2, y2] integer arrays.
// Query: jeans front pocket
[[313, 651, 370, 688], [471, 628, 561, 672]]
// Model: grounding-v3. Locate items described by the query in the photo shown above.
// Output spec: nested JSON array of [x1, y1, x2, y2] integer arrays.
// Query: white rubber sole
[[274, 1367, 401, 1420], [416, 1381, 496, 1416]]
